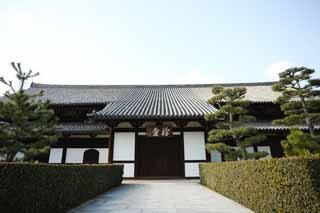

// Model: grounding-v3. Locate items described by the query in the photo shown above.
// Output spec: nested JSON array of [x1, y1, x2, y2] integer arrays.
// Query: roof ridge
[[30, 81, 277, 89]]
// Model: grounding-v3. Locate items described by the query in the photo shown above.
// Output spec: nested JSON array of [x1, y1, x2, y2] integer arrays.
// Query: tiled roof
[[92, 87, 217, 119], [57, 122, 320, 132], [243, 122, 320, 131], [23, 81, 280, 105], [57, 123, 109, 133]]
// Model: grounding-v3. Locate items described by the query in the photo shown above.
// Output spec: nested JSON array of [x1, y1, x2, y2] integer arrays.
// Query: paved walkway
[[69, 180, 254, 213]]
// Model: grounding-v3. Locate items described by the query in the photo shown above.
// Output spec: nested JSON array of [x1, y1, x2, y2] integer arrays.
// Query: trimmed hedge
[[0, 163, 123, 213], [200, 158, 320, 213]]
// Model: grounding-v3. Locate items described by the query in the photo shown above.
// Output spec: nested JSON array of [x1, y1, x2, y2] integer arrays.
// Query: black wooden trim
[[113, 160, 135, 163], [134, 130, 138, 177], [175, 127, 205, 132], [184, 160, 207, 163], [93, 117, 207, 124], [180, 131, 185, 177], [108, 127, 114, 163], [53, 142, 108, 148], [113, 127, 205, 132], [113, 128, 137, 132], [204, 128, 210, 162], [52, 138, 109, 148], [61, 142, 67, 164], [133, 177, 185, 180]]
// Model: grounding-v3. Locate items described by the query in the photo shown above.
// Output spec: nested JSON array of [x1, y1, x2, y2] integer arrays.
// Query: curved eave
[[50, 102, 109, 106], [90, 114, 210, 121]]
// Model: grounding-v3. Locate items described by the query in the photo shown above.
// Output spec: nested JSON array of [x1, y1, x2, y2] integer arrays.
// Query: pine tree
[[0, 62, 58, 162], [281, 128, 320, 157], [272, 67, 320, 136], [272, 67, 320, 156], [205, 86, 268, 161]]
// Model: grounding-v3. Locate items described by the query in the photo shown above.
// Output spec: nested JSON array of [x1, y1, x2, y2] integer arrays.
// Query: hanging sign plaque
[[146, 126, 173, 137]]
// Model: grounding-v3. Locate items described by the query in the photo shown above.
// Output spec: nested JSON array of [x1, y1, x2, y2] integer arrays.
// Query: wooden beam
[[61, 140, 67, 164], [108, 127, 114, 163]]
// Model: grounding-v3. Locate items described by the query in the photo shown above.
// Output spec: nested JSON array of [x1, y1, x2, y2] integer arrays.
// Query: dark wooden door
[[136, 136, 184, 177], [83, 149, 99, 164]]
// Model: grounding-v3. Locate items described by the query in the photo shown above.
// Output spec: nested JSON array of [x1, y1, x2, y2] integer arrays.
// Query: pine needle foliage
[[0, 62, 58, 162], [282, 128, 320, 157], [205, 86, 267, 160], [272, 67, 320, 156]]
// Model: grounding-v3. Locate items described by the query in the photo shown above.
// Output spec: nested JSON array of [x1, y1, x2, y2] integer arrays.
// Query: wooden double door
[[136, 136, 184, 178]]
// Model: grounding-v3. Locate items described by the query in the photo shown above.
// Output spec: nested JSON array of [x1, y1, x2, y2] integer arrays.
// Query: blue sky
[[0, 0, 319, 94]]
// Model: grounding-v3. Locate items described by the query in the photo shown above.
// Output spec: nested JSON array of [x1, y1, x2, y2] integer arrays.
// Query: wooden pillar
[[61, 139, 67, 164], [134, 129, 139, 177], [204, 128, 211, 162], [132, 120, 142, 177], [180, 130, 185, 177], [204, 120, 217, 162], [108, 127, 114, 163]]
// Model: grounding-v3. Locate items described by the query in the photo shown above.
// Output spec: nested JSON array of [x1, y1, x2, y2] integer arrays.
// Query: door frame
[[134, 133, 185, 178]]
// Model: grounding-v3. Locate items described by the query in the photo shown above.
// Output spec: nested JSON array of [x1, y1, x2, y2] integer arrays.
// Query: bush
[[0, 163, 123, 213], [200, 158, 320, 213]]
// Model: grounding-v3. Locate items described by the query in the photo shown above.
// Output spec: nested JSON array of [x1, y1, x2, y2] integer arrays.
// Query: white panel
[[14, 152, 24, 161], [65, 148, 108, 163], [49, 148, 63, 163], [245, 146, 254, 153], [113, 132, 135, 161], [234, 146, 254, 161], [66, 148, 86, 163], [115, 163, 134, 177], [258, 146, 272, 158], [183, 132, 206, 160], [185, 163, 200, 177], [0, 154, 5, 161], [98, 148, 109, 163], [210, 150, 222, 162]]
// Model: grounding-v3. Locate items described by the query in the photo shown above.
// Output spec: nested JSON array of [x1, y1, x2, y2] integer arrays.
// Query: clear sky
[[0, 0, 319, 95]]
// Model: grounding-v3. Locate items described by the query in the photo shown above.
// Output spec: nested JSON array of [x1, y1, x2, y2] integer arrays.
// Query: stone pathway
[[69, 180, 254, 213]]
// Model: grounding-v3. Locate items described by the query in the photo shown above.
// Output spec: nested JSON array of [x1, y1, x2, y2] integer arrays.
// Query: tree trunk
[[300, 96, 315, 136], [297, 81, 315, 136]]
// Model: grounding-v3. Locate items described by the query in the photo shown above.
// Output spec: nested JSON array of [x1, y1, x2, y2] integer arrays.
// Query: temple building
[[22, 81, 314, 178]]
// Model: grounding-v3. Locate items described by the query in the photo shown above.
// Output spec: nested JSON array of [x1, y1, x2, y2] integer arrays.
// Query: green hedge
[[200, 158, 320, 213], [0, 163, 123, 213]]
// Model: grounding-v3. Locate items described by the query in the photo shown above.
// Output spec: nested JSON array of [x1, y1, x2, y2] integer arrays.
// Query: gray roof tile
[[58, 123, 109, 133], [92, 87, 217, 119], [243, 122, 320, 130], [24, 82, 280, 105], [18, 82, 281, 119]]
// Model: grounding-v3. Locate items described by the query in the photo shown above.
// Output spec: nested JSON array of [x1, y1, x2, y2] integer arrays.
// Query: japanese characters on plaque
[[146, 126, 173, 137]]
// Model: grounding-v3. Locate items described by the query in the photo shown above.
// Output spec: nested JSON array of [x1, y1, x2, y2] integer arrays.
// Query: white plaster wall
[[183, 132, 206, 160], [0, 152, 24, 161], [97, 149, 109, 163], [65, 148, 108, 163], [245, 146, 254, 153], [115, 163, 135, 178], [185, 162, 200, 177], [14, 152, 24, 161], [49, 148, 63, 163], [0, 154, 5, 161], [257, 146, 271, 158], [113, 132, 135, 161], [210, 150, 222, 162]]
